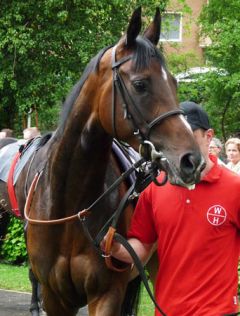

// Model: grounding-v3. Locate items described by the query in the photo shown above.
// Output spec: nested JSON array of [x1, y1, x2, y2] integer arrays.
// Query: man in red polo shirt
[[103, 101, 240, 316]]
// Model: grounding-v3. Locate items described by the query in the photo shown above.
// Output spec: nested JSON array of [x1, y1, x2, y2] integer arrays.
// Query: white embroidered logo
[[207, 205, 227, 226]]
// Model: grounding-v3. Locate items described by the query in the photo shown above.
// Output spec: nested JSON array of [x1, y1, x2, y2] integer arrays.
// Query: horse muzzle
[[163, 152, 206, 188], [139, 140, 206, 188]]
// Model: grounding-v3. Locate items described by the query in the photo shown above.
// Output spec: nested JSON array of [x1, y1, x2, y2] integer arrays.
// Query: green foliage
[[1, 216, 27, 264], [198, 0, 240, 140], [0, 1, 161, 133], [0, 1, 190, 134], [178, 81, 204, 105], [167, 51, 202, 75]]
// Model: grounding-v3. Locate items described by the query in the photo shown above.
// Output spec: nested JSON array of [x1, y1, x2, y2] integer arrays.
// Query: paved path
[[0, 289, 88, 316]]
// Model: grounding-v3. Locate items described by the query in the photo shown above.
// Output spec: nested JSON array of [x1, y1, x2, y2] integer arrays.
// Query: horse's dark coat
[[0, 8, 204, 316]]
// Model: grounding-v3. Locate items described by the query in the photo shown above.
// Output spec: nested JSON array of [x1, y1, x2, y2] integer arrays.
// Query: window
[[160, 12, 182, 42]]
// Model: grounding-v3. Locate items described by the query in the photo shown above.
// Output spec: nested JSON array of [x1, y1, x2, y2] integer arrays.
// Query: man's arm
[[102, 237, 154, 264]]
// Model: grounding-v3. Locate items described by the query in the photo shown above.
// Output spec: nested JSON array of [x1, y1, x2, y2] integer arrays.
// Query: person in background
[[0, 128, 13, 138], [209, 137, 227, 165], [102, 101, 240, 316], [225, 137, 240, 174], [23, 127, 41, 141]]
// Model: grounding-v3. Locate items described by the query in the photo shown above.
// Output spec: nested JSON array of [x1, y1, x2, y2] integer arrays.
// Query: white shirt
[[226, 160, 240, 174]]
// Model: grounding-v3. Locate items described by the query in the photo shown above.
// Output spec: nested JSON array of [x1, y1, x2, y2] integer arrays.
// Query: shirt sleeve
[[127, 186, 158, 244]]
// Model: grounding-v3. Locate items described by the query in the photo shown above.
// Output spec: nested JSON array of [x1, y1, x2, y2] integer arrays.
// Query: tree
[[198, 0, 240, 140], [0, 0, 172, 134]]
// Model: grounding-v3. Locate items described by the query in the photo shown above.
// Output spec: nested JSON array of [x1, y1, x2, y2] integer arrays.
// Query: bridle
[[24, 44, 185, 225], [111, 44, 183, 161]]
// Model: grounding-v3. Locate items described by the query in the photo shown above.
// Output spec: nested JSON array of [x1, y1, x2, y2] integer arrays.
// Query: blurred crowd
[[0, 127, 41, 142], [209, 136, 240, 174], [0, 126, 240, 175]]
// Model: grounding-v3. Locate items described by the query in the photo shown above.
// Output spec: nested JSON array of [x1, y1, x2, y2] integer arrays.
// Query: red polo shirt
[[128, 155, 240, 316]]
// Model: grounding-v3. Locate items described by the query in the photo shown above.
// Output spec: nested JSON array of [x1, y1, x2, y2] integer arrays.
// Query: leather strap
[[104, 226, 127, 272], [114, 233, 167, 316], [7, 151, 21, 217]]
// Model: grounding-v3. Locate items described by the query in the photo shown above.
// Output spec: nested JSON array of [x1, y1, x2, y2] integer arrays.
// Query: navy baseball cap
[[180, 101, 210, 131]]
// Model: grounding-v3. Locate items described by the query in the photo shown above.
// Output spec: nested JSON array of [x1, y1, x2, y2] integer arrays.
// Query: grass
[[0, 262, 154, 315], [0, 262, 31, 292], [138, 284, 155, 315]]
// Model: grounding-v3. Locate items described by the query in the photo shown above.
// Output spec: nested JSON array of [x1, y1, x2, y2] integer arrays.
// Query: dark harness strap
[[80, 159, 167, 314], [114, 233, 167, 316]]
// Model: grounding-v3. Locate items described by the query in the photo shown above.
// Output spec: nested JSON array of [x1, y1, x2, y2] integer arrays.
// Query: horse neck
[[48, 99, 113, 213]]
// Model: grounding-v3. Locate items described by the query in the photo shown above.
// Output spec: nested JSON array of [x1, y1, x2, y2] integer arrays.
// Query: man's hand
[[100, 236, 120, 255], [101, 235, 153, 264]]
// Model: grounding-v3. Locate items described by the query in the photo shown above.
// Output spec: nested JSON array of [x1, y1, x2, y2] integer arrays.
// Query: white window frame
[[160, 12, 182, 42]]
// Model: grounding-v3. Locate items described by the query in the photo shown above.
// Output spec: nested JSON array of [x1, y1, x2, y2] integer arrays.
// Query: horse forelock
[[56, 45, 113, 137], [133, 36, 165, 71]]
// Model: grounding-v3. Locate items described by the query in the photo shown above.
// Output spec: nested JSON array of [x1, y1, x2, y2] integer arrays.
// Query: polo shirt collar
[[201, 154, 222, 183]]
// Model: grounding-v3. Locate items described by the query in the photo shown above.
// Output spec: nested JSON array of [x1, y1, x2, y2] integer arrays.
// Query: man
[[209, 137, 227, 165], [0, 128, 13, 138], [23, 126, 41, 140], [209, 137, 222, 157], [103, 101, 240, 316]]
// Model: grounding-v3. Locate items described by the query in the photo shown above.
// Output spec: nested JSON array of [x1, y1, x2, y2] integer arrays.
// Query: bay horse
[[0, 137, 17, 249], [0, 7, 205, 316]]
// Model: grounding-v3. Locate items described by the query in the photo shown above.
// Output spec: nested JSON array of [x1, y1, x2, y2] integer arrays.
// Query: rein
[[24, 151, 167, 316], [24, 157, 145, 225], [23, 45, 185, 316], [24, 155, 167, 316]]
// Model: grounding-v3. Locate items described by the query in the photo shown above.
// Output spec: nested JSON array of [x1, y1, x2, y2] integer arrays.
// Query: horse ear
[[143, 8, 161, 45], [125, 7, 142, 48]]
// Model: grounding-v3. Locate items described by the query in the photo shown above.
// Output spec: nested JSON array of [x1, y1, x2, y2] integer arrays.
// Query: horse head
[[95, 7, 205, 187]]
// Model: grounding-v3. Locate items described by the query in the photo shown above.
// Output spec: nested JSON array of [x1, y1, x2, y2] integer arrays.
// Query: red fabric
[[7, 151, 21, 217], [128, 156, 240, 316]]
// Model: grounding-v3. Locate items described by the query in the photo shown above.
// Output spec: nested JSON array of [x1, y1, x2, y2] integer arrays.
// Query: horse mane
[[55, 45, 113, 138], [54, 36, 165, 138]]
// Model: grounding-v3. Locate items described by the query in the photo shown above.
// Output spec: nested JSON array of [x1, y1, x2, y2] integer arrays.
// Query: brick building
[[160, 0, 209, 64]]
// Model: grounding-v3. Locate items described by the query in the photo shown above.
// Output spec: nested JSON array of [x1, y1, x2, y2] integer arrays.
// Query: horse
[[0, 137, 45, 315], [0, 137, 17, 149], [0, 137, 18, 246], [0, 7, 205, 316]]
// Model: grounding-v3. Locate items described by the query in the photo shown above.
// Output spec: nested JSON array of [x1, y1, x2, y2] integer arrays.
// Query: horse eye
[[132, 80, 147, 93]]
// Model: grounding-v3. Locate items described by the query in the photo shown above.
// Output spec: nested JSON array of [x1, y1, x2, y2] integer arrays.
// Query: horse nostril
[[180, 152, 203, 176]]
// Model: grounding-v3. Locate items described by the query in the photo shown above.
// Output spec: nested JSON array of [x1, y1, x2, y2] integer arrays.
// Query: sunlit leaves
[[0, 0, 187, 133], [197, 0, 240, 139]]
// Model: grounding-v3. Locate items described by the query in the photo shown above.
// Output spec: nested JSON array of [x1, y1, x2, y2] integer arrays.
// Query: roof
[[175, 67, 227, 83]]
